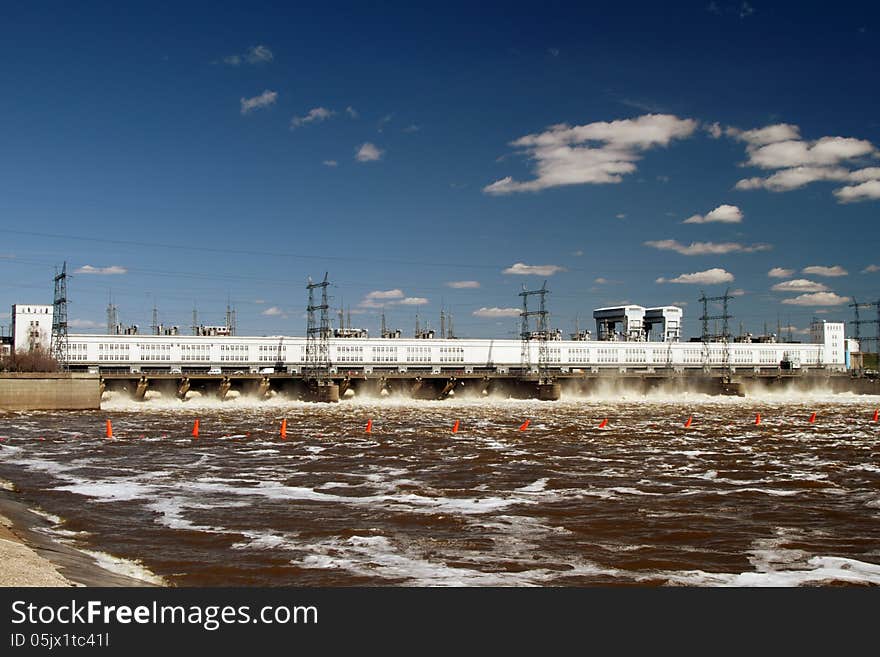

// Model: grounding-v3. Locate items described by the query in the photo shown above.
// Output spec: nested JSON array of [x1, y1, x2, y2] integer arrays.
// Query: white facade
[[810, 320, 845, 367], [60, 331, 847, 374], [12, 304, 53, 353], [593, 305, 647, 341]]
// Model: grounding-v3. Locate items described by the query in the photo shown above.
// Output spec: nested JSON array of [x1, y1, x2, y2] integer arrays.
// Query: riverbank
[[0, 478, 159, 587]]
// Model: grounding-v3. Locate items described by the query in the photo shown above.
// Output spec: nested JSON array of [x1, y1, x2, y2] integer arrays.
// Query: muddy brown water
[[0, 391, 878, 586]]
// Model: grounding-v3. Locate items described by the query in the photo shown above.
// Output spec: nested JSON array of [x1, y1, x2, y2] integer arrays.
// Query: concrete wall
[[0, 373, 100, 411]]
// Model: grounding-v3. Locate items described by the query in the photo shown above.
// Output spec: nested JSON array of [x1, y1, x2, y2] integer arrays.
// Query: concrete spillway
[[97, 370, 873, 403]]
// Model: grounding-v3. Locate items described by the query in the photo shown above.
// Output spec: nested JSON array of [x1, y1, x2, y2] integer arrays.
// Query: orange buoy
[[519, 419, 530, 431], [452, 420, 460, 434], [280, 418, 287, 440], [105, 419, 113, 439], [873, 409, 879, 423], [684, 416, 692, 428], [365, 419, 373, 434], [755, 413, 761, 426], [809, 412, 816, 424], [598, 418, 608, 429], [192, 419, 200, 438]]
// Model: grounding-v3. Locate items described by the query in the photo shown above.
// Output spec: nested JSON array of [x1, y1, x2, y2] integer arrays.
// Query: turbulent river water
[[1, 389, 879, 586]]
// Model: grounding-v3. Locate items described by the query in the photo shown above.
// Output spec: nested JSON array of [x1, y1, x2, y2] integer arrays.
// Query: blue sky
[[1, 1, 879, 339]]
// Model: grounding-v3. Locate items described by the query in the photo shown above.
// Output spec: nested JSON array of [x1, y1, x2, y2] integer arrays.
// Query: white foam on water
[[515, 478, 548, 493], [145, 497, 226, 532], [2, 457, 79, 476], [712, 487, 802, 497], [608, 486, 662, 496], [232, 531, 297, 551], [660, 556, 880, 587], [295, 534, 621, 586], [30, 508, 63, 524], [54, 480, 159, 502], [77, 548, 166, 585]]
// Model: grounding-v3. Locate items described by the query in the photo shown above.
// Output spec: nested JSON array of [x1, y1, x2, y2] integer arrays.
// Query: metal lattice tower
[[305, 273, 331, 378], [106, 296, 118, 335], [849, 298, 880, 354], [151, 304, 159, 335], [519, 282, 551, 382], [191, 306, 199, 336], [225, 300, 236, 337], [51, 262, 69, 370], [699, 288, 733, 377]]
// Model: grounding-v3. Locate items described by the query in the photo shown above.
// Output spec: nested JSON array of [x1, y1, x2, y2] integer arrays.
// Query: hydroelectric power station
[[6, 271, 862, 402]]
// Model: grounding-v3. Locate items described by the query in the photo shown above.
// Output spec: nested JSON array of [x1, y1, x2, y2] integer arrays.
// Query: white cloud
[[355, 142, 383, 162], [768, 267, 794, 278], [594, 277, 608, 284], [240, 90, 277, 114], [705, 122, 723, 139], [345, 106, 359, 119], [834, 180, 880, 203], [403, 124, 421, 133], [502, 262, 566, 276], [322, 160, 338, 167], [862, 264, 880, 273], [245, 45, 273, 64], [744, 137, 875, 170], [802, 265, 848, 277], [644, 239, 770, 255], [68, 319, 102, 329], [74, 265, 127, 275], [572, 250, 584, 256], [730, 288, 746, 296], [484, 113, 697, 194], [261, 306, 283, 316], [735, 166, 851, 191], [291, 107, 335, 128], [656, 268, 734, 285], [682, 204, 743, 224], [224, 45, 273, 66], [728, 123, 801, 146], [615, 213, 626, 219], [771, 279, 829, 293], [473, 307, 521, 318], [398, 297, 429, 306], [728, 122, 879, 199], [446, 281, 480, 289], [847, 167, 880, 182], [359, 289, 404, 308], [365, 289, 404, 300], [781, 292, 850, 306]]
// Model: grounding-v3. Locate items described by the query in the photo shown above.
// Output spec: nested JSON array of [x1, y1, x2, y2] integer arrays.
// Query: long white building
[[11, 303, 848, 374]]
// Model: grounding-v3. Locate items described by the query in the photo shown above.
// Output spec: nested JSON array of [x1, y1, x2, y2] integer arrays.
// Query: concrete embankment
[[0, 373, 100, 411]]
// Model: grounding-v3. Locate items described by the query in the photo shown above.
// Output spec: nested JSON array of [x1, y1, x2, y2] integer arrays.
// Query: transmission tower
[[51, 262, 69, 370], [305, 273, 331, 379], [698, 288, 733, 378], [849, 298, 880, 354], [225, 300, 236, 336], [106, 294, 118, 335], [519, 282, 551, 382]]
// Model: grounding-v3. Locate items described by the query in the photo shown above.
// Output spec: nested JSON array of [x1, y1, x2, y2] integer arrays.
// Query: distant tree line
[[0, 347, 60, 373]]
